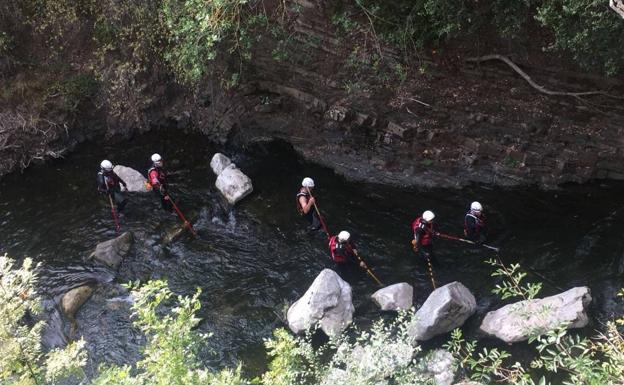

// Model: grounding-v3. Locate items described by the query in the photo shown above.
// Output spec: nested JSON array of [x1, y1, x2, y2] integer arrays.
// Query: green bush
[[536, 0, 624, 76], [339, 0, 624, 76], [0, 254, 87, 385], [161, 0, 249, 85]]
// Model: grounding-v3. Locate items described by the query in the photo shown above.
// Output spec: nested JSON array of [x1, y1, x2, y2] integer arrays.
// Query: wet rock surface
[[62, 285, 94, 320], [88, 232, 133, 269]]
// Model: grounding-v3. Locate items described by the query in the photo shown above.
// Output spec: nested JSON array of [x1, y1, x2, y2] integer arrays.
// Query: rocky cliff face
[[171, 0, 624, 188], [2, 0, 623, 188]]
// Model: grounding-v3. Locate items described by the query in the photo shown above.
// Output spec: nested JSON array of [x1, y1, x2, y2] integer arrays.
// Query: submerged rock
[[62, 285, 94, 338], [210, 153, 233, 175], [215, 164, 253, 205], [479, 286, 592, 343], [88, 232, 133, 269], [371, 282, 413, 311], [287, 269, 354, 337], [113, 165, 149, 192], [407, 281, 476, 341], [62, 285, 94, 320]]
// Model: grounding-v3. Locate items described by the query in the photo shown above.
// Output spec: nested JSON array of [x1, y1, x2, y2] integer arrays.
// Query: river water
[[0, 130, 623, 377]]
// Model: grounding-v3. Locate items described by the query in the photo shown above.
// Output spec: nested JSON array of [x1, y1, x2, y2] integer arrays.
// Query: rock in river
[[407, 281, 476, 341], [479, 286, 592, 343], [62, 285, 94, 320], [287, 269, 354, 337], [88, 232, 133, 270], [371, 282, 413, 311], [210, 153, 233, 176], [210, 153, 253, 205], [215, 164, 253, 205], [113, 165, 149, 192]]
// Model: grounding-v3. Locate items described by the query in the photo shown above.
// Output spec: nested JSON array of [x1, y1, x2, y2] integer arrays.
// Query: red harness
[[148, 166, 167, 187], [412, 217, 434, 246], [328, 235, 353, 263]]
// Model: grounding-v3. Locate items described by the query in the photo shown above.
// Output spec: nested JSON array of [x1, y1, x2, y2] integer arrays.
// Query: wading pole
[[435, 232, 500, 252], [305, 187, 331, 238], [411, 240, 437, 289], [108, 194, 121, 233], [351, 248, 383, 286], [425, 257, 437, 289], [165, 194, 197, 236]]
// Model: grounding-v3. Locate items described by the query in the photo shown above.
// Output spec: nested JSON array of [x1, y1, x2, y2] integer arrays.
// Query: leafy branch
[[486, 258, 542, 300]]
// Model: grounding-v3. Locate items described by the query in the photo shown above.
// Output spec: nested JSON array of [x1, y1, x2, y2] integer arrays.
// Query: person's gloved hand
[[359, 261, 366, 268], [120, 184, 127, 192]]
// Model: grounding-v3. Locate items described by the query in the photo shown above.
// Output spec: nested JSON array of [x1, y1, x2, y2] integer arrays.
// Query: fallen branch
[[611, 0, 624, 18], [408, 97, 431, 107], [466, 54, 624, 100]]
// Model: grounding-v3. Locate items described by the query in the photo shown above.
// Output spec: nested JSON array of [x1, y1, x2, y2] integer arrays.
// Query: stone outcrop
[[407, 282, 477, 341], [287, 269, 354, 337], [61, 285, 94, 320], [371, 282, 413, 311], [211, 153, 253, 205], [113, 165, 149, 192], [479, 286, 592, 343], [88, 232, 133, 269]]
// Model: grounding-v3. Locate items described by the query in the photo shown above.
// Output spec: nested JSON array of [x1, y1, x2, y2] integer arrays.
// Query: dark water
[[1, 130, 623, 377]]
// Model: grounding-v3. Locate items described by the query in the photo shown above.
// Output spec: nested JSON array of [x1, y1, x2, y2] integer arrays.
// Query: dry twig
[[466, 54, 624, 100]]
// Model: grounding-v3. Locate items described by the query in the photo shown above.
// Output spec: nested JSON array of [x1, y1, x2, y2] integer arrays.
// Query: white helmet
[[302, 177, 315, 188], [338, 231, 350, 242], [470, 201, 483, 212], [422, 210, 435, 222], [100, 160, 113, 171], [151, 153, 162, 165]]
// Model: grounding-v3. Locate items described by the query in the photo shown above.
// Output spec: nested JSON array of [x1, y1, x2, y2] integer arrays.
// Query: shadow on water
[[1, 130, 623, 377]]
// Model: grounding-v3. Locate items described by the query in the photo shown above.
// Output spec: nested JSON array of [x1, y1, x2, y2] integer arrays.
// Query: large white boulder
[[88, 232, 133, 269], [215, 164, 253, 205], [372, 282, 413, 311], [287, 269, 354, 337], [113, 165, 149, 192], [210, 153, 233, 176], [479, 286, 592, 343], [407, 281, 477, 341]]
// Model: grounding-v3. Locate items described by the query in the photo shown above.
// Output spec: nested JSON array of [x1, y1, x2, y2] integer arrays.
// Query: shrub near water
[[1, 253, 623, 385]]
